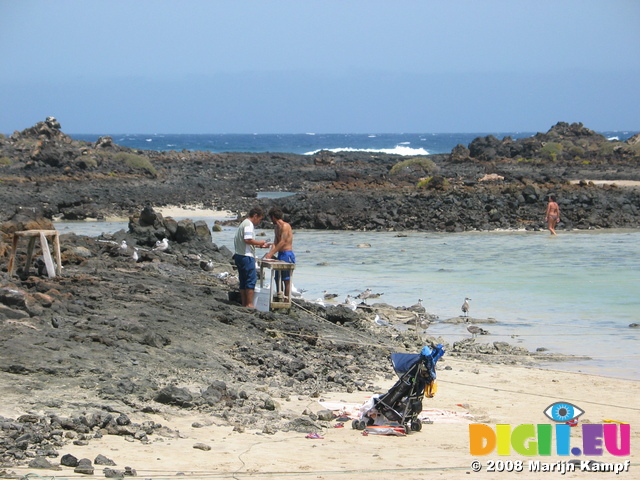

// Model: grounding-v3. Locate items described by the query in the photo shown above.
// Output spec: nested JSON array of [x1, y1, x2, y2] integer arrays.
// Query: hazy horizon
[[2, 1, 638, 134]]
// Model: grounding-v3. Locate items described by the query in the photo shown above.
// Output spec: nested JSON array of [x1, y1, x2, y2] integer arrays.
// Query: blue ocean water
[[70, 131, 639, 156]]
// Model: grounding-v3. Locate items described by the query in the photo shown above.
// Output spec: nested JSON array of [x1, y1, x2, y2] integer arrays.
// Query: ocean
[[57, 131, 640, 380], [69, 130, 639, 156]]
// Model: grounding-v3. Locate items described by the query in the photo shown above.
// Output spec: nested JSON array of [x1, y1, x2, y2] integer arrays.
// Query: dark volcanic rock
[[0, 118, 637, 467], [154, 386, 194, 407]]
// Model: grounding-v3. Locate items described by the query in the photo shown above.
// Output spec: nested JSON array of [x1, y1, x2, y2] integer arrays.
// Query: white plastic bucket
[[254, 287, 270, 312]]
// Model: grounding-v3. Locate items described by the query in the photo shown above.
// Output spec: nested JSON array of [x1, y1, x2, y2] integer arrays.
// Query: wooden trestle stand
[[7, 230, 62, 278], [257, 258, 295, 311]]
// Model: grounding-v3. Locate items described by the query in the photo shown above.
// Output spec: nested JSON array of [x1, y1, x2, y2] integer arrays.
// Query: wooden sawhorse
[[257, 258, 296, 310], [7, 230, 62, 278]]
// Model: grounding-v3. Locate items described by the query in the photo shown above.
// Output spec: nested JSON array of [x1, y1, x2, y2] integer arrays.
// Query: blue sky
[[1, 0, 638, 134]]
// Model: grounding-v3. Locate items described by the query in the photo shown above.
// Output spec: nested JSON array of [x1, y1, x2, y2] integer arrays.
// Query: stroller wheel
[[410, 418, 422, 432], [352, 419, 366, 430]]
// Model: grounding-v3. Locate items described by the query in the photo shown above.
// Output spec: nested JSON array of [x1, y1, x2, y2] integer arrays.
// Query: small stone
[[262, 425, 277, 435], [193, 443, 211, 451], [95, 454, 116, 466], [29, 456, 54, 469], [315, 410, 334, 421], [60, 453, 79, 467], [104, 468, 125, 478], [74, 458, 94, 475]]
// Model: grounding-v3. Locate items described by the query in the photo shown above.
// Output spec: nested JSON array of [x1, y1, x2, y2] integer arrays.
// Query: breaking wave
[[304, 145, 429, 156]]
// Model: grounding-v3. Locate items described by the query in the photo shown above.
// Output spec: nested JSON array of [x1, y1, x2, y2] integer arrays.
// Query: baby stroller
[[353, 344, 445, 433]]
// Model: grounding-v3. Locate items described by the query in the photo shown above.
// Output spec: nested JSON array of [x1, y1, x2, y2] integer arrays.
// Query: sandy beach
[[155, 206, 235, 220], [3, 358, 638, 480]]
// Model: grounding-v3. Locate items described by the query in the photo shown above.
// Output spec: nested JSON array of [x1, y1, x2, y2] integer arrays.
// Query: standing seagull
[[408, 299, 425, 313], [467, 325, 488, 338], [461, 297, 471, 317], [357, 288, 372, 300]]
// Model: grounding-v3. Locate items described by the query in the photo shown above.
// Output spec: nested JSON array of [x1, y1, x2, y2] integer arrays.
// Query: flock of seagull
[[109, 238, 171, 263], [319, 291, 487, 339], [108, 239, 488, 339]]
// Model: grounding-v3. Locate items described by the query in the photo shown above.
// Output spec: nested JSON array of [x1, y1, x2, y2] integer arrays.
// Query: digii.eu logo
[[469, 401, 630, 457]]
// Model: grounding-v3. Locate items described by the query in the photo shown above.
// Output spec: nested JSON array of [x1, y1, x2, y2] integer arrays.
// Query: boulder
[[154, 385, 193, 407]]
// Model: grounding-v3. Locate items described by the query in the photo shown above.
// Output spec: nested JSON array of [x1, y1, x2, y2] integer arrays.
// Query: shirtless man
[[545, 195, 560, 235], [264, 207, 295, 298]]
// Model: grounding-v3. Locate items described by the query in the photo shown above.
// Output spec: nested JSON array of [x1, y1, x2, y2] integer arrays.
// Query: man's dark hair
[[248, 206, 264, 218], [549, 195, 556, 202], [268, 207, 283, 220]]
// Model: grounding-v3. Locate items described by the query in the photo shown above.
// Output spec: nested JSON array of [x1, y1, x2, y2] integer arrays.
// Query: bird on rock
[[200, 259, 215, 271], [461, 297, 471, 317], [153, 238, 169, 252], [408, 299, 425, 313], [341, 295, 357, 311]]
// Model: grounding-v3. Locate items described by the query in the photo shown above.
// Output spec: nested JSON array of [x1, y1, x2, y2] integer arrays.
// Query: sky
[[1, 0, 639, 134]]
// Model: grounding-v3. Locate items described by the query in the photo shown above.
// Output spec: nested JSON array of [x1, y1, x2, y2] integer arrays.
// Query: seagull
[[153, 238, 169, 252], [374, 314, 389, 326], [417, 315, 431, 329], [323, 291, 339, 300], [356, 288, 372, 300], [341, 295, 357, 311], [408, 299, 425, 313], [467, 325, 488, 338], [132, 248, 139, 262], [200, 259, 215, 271], [461, 297, 471, 317], [119, 240, 128, 252], [291, 284, 306, 297]]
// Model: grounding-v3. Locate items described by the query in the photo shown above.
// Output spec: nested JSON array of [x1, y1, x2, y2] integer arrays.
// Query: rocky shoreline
[[0, 119, 638, 473], [1, 205, 568, 472], [1, 118, 639, 231]]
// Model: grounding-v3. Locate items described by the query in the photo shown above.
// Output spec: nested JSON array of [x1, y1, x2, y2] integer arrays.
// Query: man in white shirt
[[232, 207, 270, 308]]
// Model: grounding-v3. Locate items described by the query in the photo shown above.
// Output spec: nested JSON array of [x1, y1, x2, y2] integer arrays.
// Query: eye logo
[[544, 402, 584, 422]]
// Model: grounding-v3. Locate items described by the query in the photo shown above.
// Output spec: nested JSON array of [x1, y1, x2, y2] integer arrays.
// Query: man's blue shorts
[[233, 254, 257, 289], [275, 251, 296, 282]]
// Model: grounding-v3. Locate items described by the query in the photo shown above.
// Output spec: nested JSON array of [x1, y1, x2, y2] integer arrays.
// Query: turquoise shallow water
[[56, 220, 640, 380]]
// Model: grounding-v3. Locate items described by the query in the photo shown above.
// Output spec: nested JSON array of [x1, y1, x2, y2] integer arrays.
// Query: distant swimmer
[[545, 195, 561, 235]]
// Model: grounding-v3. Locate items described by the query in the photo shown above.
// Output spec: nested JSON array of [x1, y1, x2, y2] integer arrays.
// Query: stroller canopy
[[391, 344, 445, 378]]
